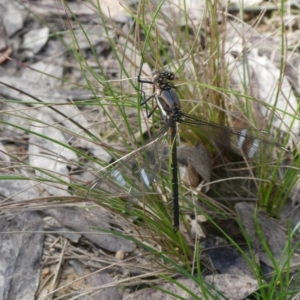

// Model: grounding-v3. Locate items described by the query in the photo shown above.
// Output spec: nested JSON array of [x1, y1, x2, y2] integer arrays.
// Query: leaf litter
[[0, 0, 300, 299]]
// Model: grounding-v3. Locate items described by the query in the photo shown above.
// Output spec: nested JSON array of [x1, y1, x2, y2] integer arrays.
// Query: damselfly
[[91, 70, 289, 231]]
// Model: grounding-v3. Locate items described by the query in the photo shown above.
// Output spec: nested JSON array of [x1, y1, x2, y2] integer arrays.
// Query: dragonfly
[[91, 69, 289, 232]]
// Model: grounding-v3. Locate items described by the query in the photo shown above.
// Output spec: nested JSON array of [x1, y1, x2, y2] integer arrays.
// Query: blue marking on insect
[[140, 168, 151, 187], [238, 129, 247, 149], [111, 169, 126, 186], [248, 139, 260, 158]]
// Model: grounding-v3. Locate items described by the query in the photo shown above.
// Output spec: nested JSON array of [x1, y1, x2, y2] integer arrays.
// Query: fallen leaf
[[177, 143, 212, 192], [91, 271, 122, 300], [235, 202, 300, 269], [0, 211, 44, 300], [123, 274, 258, 300], [22, 27, 49, 55], [44, 206, 136, 253]]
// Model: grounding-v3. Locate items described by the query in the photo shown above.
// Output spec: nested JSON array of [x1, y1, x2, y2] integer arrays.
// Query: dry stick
[[49, 237, 67, 299]]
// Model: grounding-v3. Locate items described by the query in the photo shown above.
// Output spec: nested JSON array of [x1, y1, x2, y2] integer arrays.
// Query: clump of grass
[[1, 0, 300, 298]]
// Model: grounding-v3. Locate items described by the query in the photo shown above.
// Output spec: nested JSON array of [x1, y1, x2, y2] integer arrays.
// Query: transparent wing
[[181, 113, 289, 161], [88, 126, 169, 206]]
